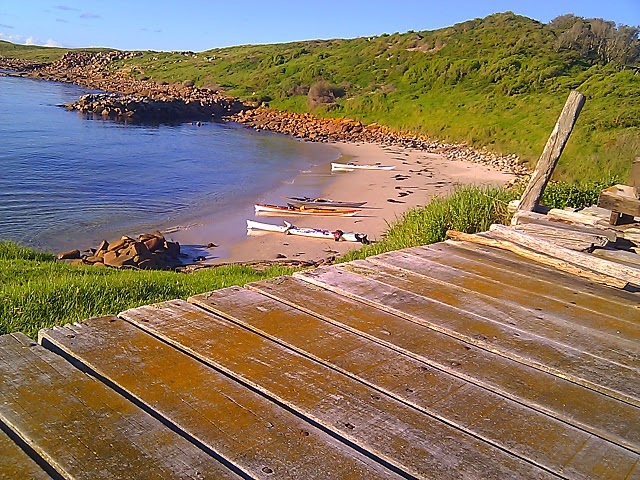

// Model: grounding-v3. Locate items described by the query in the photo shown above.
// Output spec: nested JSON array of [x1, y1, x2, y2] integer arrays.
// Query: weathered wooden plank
[[592, 248, 640, 268], [401, 243, 640, 333], [120, 299, 556, 480], [366, 250, 640, 361], [512, 223, 609, 251], [519, 90, 585, 211], [191, 285, 640, 479], [511, 210, 617, 242], [39, 317, 400, 480], [249, 276, 640, 454], [489, 224, 640, 287], [295, 264, 640, 407], [448, 229, 626, 288], [0, 425, 51, 479], [0, 332, 240, 480], [598, 185, 640, 219], [434, 241, 640, 313], [547, 209, 610, 227]]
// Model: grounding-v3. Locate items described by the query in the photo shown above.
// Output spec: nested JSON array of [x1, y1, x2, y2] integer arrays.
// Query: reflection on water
[[0, 76, 337, 252]]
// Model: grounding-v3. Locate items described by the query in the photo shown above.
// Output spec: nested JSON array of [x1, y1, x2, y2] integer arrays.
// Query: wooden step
[[440, 240, 639, 312], [0, 425, 51, 479], [39, 316, 400, 480], [296, 262, 640, 406], [252, 274, 639, 452], [191, 284, 640, 479], [365, 250, 639, 365], [120, 299, 555, 480], [0, 332, 240, 479], [406, 242, 640, 326]]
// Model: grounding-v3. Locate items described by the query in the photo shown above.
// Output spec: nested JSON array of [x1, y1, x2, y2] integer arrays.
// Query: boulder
[[57, 249, 81, 260]]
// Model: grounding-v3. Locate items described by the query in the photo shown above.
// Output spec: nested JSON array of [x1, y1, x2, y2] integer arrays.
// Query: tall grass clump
[[340, 185, 517, 262]]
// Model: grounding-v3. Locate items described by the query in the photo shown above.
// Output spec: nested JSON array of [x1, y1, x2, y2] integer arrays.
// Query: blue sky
[[1, 1, 638, 52]]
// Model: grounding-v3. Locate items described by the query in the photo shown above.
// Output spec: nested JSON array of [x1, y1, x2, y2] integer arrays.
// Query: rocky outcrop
[[232, 108, 529, 176], [66, 92, 243, 122], [59, 231, 183, 269], [2, 51, 248, 121]]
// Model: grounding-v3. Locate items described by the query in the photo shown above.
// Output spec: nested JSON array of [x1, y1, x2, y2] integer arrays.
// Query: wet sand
[[170, 141, 515, 265]]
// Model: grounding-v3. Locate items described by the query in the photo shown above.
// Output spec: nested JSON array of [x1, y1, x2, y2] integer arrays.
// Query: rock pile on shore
[[66, 91, 243, 122], [232, 108, 529, 176], [57, 231, 183, 269], [2, 51, 247, 121]]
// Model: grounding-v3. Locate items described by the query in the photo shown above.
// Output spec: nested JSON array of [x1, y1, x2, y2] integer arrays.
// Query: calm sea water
[[0, 75, 337, 252]]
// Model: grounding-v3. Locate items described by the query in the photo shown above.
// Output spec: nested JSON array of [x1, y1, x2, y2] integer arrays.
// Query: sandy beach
[[170, 140, 515, 265]]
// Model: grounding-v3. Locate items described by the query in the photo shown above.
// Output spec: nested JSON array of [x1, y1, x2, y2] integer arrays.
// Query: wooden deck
[[1, 239, 638, 479]]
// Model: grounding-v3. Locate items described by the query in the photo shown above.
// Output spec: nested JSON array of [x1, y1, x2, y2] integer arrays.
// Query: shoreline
[[0, 56, 522, 266], [171, 140, 515, 266]]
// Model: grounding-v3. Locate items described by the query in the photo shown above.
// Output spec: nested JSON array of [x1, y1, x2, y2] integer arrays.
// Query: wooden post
[[518, 91, 586, 211], [630, 157, 640, 199]]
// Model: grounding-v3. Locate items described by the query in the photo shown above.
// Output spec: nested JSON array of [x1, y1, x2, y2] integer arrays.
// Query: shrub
[[307, 80, 344, 110]]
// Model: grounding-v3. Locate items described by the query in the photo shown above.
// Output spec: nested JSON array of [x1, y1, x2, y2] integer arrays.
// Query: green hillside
[[2, 12, 639, 182]]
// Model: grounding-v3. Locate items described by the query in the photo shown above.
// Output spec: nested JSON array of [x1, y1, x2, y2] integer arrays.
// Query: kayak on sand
[[255, 203, 359, 216], [331, 162, 395, 171], [246, 219, 370, 244], [282, 196, 367, 209]]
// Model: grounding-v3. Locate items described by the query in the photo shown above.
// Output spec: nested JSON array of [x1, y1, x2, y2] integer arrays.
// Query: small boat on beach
[[247, 220, 370, 243], [255, 204, 359, 216], [282, 196, 367, 209], [331, 162, 395, 172]]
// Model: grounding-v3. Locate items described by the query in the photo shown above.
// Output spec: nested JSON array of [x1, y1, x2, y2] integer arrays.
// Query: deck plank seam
[[38, 329, 256, 480], [329, 262, 640, 404], [390, 248, 640, 333], [363, 255, 640, 365], [294, 268, 640, 409], [190, 291, 614, 477], [113, 307, 416, 480], [444, 241, 640, 305], [0, 415, 63, 480], [245, 281, 640, 455]]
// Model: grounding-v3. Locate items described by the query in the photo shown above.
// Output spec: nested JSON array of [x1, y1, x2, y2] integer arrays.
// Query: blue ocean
[[0, 75, 337, 253]]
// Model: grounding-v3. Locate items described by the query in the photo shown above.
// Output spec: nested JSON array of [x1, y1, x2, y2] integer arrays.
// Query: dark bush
[[307, 80, 343, 110]]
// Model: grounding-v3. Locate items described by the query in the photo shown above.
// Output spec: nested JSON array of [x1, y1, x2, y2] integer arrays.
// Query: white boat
[[246, 220, 369, 243], [254, 204, 359, 216], [331, 162, 395, 171]]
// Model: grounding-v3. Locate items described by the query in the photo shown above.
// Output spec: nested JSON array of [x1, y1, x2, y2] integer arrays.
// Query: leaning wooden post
[[518, 90, 586, 211]]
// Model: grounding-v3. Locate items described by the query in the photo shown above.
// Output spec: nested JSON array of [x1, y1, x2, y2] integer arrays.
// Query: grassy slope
[[2, 13, 638, 182], [115, 13, 638, 183], [0, 242, 297, 338]]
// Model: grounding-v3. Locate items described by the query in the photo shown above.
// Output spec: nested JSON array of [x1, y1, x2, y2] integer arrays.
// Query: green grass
[[0, 180, 613, 338], [0, 241, 297, 338], [3, 13, 638, 184], [340, 185, 517, 262]]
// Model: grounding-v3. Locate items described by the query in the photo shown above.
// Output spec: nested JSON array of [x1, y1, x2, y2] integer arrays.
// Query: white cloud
[[0, 32, 63, 47]]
